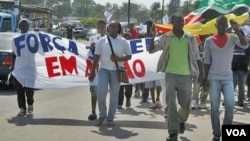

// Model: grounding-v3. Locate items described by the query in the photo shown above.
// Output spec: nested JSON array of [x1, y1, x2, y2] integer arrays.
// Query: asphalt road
[[0, 85, 211, 141]]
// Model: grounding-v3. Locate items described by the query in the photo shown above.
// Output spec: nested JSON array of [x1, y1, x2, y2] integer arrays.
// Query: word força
[[14, 32, 151, 59], [13, 32, 79, 57]]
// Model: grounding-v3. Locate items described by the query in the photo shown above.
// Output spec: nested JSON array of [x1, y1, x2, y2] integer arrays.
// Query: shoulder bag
[[107, 35, 129, 83]]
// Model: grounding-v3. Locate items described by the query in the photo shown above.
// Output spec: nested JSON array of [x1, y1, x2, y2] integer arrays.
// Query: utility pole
[[81, 0, 84, 18], [128, 0, 130, 25]]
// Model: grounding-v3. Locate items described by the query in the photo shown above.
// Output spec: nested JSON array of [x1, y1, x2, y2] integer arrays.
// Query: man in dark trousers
[[66, 24, 73, 39]]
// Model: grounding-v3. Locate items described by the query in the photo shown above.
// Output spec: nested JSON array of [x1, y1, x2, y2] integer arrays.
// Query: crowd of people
[[11, 13, 250, 141]]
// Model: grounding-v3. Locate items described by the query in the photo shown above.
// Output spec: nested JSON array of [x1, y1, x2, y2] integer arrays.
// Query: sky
[[93, 0, 171, 9]]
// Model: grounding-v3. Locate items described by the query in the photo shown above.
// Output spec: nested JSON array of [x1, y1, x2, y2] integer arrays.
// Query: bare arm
[[88, 54, 100, 82], [230, 20, 248, 46], [149, 24, 157, 53], [111, 55, 131, 62]]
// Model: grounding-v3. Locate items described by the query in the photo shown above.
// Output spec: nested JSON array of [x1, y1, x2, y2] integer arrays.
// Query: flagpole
[[161, 0, 164, 24]]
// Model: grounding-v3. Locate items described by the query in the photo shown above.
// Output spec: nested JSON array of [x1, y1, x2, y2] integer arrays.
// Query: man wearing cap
[[11, 19, 36, 116]]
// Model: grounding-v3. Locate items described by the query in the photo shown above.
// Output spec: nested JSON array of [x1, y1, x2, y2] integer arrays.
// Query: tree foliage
[[80, 17, 104, 27], [150, 2, 162, 22], [21, 0, 200, 24]]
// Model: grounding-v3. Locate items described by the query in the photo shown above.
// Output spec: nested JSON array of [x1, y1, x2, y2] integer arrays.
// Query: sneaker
[[134, 91, 140, 97], [126, 99, 131, 107], [199, 103, 207, 109], [88, 113, 97, 120], [28, 105, 33, 113], [96, 117, 105, 126], [166, 133, 178, 141], [212, 136, 220, 141], [155, 101, 162, 109], [238, 103, 244, 107], [179, 122, 185, 134], [18, 108, 26, 116], [117, 105, 123, 109], [150, 104, 156, 109], [107, 120, 115, 126], [191, 100, 198, 110]]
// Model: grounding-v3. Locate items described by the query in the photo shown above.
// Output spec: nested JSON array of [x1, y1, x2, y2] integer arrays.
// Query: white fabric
[[18, 18, 30, 26], [12, 32, 36, 87], [95, 35, 132, 70], [144, 80, 161, 89], [11, 32, 165, 89], [88, 34, 101, 45]]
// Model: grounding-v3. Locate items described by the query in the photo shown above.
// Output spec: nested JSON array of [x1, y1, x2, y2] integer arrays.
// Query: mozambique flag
[[155, 0, 250, 35], [197, 0, 250, 10]]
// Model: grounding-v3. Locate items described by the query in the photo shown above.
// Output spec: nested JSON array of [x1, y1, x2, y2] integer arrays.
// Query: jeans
[[233, 70, 247, 104], [165, 73, 192, 134], [209, 80, 235, 137], [97, 68, 120, 121], [118, 85, 132, 106]]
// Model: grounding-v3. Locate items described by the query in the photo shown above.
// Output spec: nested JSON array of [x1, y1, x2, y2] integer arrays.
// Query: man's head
[[215, 15, 228, 35], [18, 18, 30, 33], [107, 21, 119, 36], [143, 20, 153, 35], [96, 20, 106, 35], [128, 23, 135, 30], [170, 13, 184, 31]]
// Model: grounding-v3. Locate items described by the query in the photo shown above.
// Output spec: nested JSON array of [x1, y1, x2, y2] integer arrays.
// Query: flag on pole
[[155, 0, 250, 35], [104, 11, 112, 23]]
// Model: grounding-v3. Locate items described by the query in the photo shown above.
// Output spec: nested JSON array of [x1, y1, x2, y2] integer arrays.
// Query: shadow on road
[[7, 114, 92, 126], [91, 126, 138, 139]]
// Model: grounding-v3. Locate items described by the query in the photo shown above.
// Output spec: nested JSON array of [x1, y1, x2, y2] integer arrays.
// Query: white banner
[[12, 32, 164, 89]]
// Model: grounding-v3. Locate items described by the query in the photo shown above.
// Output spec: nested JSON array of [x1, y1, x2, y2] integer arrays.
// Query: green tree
[[167, 0, 180, 17], [71, 0, 96, 18], [44, 0, 71, 19], [81, 17, 104, 27], [150, 2, 161, 22]]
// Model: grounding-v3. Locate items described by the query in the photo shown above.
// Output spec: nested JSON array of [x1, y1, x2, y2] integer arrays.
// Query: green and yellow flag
[[155, 0, 250, 35]]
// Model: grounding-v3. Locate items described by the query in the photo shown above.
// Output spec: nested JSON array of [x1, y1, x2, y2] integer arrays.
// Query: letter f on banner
[[104, 11, 112, 23]]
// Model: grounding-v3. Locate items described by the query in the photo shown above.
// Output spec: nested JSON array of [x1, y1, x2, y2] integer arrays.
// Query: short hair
[[117, 22, 122, 34], [143, 20, 153, 34], [143, 20, 153, 27], [170, 13, 184, 23], [216, 15, 227, 22], [97, 20, 106, 25]]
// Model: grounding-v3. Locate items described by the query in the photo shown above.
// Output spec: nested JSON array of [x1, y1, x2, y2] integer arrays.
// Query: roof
[[21, 5, 53, 14]]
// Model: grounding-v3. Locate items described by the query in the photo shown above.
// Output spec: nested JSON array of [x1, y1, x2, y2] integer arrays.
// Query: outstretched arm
[[149, 24, 157, 53], [230, 20, 248, 46]]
